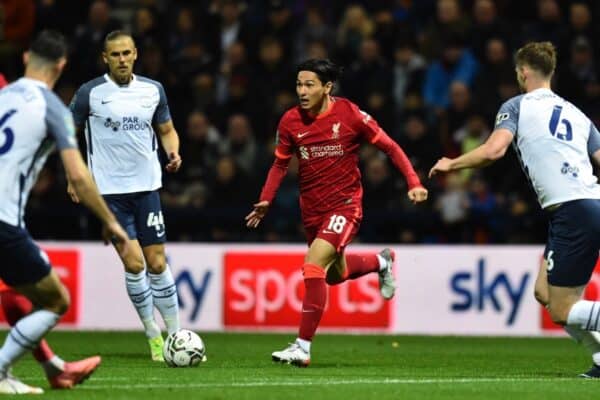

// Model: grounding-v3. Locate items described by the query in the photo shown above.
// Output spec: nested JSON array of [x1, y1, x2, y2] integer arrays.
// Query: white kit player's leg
[[125, 269, 164, 361], [0, 310, 60, 394], [564, 326, 600, 378], [567, 300, 600, 331], [0, 310, 60, 370], [148, 265, 180, 335], [125, 270, 161, 337]]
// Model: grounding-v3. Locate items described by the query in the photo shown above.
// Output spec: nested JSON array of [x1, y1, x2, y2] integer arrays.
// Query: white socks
[[564, 326, 600, 365], [0, 310, 60, 373], [148, 266, 180, 335], [567, 300, 600, 331], [125, 269, 161, 339]]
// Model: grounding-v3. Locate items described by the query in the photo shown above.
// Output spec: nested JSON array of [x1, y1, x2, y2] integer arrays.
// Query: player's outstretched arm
[[60, 148, 131, 256], [157, 120, 182, 173], [428, 128, 514, 178], [246, 156, 290, 228]]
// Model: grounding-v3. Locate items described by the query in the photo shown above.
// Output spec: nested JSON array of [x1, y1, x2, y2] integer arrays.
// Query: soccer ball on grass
[[163, 329, 206, 367]]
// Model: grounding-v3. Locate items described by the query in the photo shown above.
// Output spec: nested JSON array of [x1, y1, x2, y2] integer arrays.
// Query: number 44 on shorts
[[147, 211, 165, 235]]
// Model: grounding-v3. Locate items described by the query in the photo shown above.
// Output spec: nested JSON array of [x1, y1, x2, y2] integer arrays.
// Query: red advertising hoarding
[[223, 252, 391, 330]]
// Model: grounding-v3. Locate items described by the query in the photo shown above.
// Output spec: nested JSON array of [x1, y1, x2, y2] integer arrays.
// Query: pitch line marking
[[68, 377, 584, 389]]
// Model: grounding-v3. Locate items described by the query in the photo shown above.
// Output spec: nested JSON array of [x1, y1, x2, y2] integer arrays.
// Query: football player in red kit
[[246, 59, 428, 366]]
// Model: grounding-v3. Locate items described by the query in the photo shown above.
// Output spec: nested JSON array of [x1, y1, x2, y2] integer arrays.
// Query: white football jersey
[[495, 88, 600, 209], [70, 74, 172, 195], [0, 78, 77, 227]]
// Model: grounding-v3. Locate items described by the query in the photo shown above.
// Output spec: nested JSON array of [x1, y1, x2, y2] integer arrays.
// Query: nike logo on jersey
[[322, 229, 336, 234], [298, 131, 310, 138], [156, 230, 165, 237], [101, 99, 113, 104]]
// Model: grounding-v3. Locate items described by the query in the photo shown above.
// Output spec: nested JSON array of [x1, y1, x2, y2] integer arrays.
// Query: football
[[162, 329, 206, 367]]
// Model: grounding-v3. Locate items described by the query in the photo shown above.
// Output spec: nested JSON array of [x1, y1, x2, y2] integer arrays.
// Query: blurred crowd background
[[2, 0, 599, 244]]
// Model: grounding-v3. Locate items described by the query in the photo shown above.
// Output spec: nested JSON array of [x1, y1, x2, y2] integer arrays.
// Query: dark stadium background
[[2, 0, 598, 244]]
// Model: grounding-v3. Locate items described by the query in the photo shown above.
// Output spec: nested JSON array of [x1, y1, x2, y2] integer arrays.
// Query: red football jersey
[[274, 97, 385, 218]]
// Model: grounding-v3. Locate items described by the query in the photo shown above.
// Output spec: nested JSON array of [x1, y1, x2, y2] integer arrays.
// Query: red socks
[[0, 290, 55, 362], [326, 254, 379, 285], [298, 264, 327, 341], [298, 255, 380, 340]]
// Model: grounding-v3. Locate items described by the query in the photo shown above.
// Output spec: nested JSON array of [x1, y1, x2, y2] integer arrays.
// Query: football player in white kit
[[430, 41, 600, 378], [69, 31, 182, 361], [0, 30, 130, 393]]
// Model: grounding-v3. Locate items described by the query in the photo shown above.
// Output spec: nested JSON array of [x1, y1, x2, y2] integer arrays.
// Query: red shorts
[[303, 204, 362, 252]]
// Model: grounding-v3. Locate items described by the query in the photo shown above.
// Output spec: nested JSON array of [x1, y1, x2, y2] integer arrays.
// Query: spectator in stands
[[304, 39, 329, 60], [559, 1, 596, 63], [250, 36, 293, 137], [294, 6, 334, 62], [397, 111, 441, 173], [557, 36, 600, 119], [345, 38, 392, 101], [136, 43, 173, 90], [257, 0, 296, 61], [435, 172, 469, 242], [206, 0, 252, 62], [467, 175, 500, 243], [392, 37, 426, 114], [522, 0, 565, 45], [336, 4, 374, 64], [168, 7, 198, 61], [423, 33, 478, 113], [219, 113, 257, 175], [132, 6, 163, 49], [179, 110, 221, 183], [438, 81, 475, 156], [206, 156, 254, 240], [420, 0, 471, 60], [216, 41, 251, 105], [0, 0, 34, 47], [71, 0, 121, 82], [473, 38, 514, 120], [470, 0, 513, 59]]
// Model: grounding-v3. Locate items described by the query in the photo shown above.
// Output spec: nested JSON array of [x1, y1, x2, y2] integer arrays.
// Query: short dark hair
[[515, 41, 556, 78], [29, 30, 67, 62], [104, 30, 134, 51], [296, 59, 342, 85]]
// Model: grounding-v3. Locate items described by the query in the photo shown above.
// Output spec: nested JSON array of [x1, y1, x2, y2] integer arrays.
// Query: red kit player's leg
[[298, 263, 327, 341], [327, 254, 379, 284]]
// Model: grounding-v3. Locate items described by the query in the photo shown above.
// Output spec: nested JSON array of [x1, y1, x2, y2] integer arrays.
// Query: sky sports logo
[[450, 258, 530, 326], [223, 252, 390, 329]]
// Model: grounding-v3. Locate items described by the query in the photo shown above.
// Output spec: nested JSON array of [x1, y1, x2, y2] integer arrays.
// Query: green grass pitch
[[6, 331, 599, 399]]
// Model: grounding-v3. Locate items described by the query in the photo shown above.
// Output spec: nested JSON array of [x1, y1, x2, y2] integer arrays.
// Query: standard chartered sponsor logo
[[309, 143, 344, 158]]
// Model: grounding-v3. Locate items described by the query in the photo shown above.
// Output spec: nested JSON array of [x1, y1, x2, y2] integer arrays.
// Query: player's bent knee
[[124, 260, 145, 274], [146, 262, 166, 274], [41, 287, 70, 315], [547, 304, 569, 325]]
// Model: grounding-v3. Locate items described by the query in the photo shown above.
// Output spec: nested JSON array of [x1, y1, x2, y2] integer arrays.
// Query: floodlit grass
[[6, 331, 598, 399]]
